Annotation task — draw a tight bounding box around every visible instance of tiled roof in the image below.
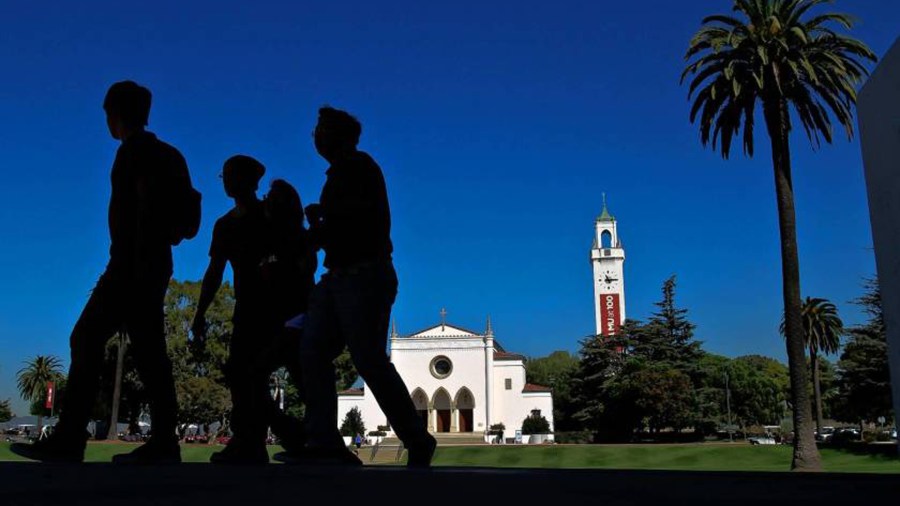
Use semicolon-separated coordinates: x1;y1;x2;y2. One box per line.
494;351;526;361
522;383;552;393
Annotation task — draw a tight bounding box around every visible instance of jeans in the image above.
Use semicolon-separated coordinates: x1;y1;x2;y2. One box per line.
57;264;176;442
228;321;305;447
300;261;428;448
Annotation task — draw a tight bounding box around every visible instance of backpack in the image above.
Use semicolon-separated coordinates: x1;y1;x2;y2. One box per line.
166;150;202;246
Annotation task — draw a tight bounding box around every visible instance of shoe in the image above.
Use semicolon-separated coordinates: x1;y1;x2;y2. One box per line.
10;433;85;463
406;434;437;469
112;438;181;465
273;446;363;466
210;440;269;465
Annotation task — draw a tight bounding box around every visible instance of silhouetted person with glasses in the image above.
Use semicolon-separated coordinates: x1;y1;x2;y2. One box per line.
12;81;189;464
192;159;310;464
286;107;436;467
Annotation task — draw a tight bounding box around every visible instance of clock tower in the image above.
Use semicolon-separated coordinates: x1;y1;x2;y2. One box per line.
590;195;626;336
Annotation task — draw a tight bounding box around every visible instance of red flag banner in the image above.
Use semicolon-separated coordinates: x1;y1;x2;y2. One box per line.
600;294;621;336
45;381;55;410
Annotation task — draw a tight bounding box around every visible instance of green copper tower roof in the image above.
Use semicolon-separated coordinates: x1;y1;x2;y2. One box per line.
597;193;615;222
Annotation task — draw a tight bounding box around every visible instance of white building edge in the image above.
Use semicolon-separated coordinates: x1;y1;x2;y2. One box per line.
337;317;554;441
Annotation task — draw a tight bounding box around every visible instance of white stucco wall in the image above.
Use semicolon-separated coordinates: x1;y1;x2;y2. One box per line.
337;393;386;436
337;324;554;440
391;337;490;432
859;37;900;445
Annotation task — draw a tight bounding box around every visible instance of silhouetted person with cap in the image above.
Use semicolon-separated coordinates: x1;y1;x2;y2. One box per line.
192;158;308;464
289;107;436;467
12;81;188;463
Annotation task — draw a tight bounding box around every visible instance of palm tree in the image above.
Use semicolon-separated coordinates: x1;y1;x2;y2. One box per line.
16;355;64;435
682;0;876;470
781;297;843;436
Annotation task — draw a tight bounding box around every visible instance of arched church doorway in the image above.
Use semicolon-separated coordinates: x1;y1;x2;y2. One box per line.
455;388;475;433
433;388;452;433
411;388;429;428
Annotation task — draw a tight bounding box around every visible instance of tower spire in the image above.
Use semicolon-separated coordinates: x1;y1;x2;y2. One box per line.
598;193;614;222
485;315;493;337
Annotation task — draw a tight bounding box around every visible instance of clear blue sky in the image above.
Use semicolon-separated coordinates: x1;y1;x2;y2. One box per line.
0;1;897;415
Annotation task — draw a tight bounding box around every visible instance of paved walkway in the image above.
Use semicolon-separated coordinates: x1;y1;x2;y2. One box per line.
2;462;895;505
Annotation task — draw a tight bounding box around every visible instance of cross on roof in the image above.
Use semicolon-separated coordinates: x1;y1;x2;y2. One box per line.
440;308;447;330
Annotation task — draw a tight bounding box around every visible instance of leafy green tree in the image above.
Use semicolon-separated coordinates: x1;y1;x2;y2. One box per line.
781;297;843;435
836;278;892;426
815;357;838;421
627;366;695;433
695;353;731;434
521;409;551;435
335;348;359;391
728;356;788;428
16;355;64;434
682;0;876;471
176;376;231;437
164;280;234;428
572;325;636;440
340;406;366;437
91;333;148;437
0;399;14;423
526;350;579;431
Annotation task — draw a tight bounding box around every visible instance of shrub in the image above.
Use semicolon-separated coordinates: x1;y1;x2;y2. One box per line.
339;407;366;437
521;410;551;435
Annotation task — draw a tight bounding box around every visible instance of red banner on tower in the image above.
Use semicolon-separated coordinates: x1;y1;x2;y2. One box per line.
600;294;621;336
45;381;55;409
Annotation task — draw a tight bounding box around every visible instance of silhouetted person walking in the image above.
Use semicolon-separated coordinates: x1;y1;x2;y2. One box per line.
12;81;197;463
192;159;309;464
293;107;436;468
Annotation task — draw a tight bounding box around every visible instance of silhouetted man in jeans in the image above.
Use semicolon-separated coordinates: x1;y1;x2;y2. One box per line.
192;157;307;464
12;81;184;463
293;107;436;467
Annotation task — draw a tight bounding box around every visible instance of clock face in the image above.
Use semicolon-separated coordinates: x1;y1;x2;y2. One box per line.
600;269;620;289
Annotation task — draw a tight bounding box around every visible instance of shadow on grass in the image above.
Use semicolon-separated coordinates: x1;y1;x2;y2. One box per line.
821;442;897;460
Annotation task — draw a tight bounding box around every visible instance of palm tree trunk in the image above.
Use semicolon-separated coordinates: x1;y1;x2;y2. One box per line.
765;98;822;471
811;349;824;436
109;332;127;441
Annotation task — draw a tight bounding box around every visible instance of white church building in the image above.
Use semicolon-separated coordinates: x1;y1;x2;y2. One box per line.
337;315;554;439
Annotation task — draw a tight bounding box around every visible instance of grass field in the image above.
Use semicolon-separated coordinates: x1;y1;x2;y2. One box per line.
2;441;898;473
433;444;900;473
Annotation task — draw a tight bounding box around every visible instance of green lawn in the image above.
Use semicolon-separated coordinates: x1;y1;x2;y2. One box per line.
432;444;900;473
0;441;286;463
2;441;898;473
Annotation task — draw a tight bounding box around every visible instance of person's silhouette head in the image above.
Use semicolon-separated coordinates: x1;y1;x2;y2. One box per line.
314;106;361;163
265;179;305;229
103;81;151;141
222;155;265;201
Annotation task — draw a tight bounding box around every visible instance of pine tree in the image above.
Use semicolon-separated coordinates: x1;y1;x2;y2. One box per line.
634;276;703;373
836;279;892;424
340;406;366;437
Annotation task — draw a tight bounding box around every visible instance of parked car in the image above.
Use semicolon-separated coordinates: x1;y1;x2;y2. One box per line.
815;426;836;442
748;435;777;445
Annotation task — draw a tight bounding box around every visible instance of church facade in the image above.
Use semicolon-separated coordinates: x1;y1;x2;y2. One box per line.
337;318;553;439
